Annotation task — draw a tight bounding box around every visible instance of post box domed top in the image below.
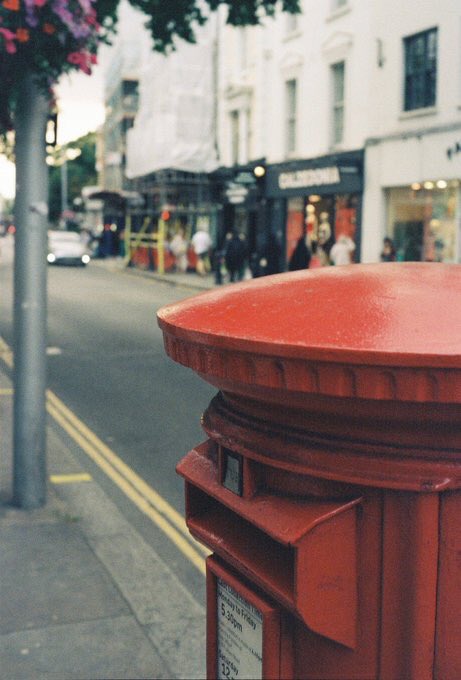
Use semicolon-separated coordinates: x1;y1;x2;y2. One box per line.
158;263;461;403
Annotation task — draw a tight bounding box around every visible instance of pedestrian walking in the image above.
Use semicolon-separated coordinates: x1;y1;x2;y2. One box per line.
288;226;311;271
212;243;225;285
330;234;356;265
169;227;188;272
224;232;247;282
380;237;396;262
191;226;212;275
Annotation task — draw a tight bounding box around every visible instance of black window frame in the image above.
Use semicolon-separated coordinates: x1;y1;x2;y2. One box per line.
285;78;298;155
331;60;345;145
403;27;437;111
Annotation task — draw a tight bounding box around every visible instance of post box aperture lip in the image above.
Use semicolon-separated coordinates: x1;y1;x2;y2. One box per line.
158;263;461;370
162;264;461;490
158;264;461;407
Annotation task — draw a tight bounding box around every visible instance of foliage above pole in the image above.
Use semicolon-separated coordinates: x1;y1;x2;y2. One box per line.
0;0;300;133
0;0;116;133
130;0;301;52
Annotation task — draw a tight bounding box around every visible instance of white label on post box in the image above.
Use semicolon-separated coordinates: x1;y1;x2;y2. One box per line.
217;578;263;680
222;450;243;496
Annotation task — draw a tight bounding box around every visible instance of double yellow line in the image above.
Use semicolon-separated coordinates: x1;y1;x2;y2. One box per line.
0;336;208;575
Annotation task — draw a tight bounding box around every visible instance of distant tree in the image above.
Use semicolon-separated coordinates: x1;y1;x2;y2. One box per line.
48;132;97;224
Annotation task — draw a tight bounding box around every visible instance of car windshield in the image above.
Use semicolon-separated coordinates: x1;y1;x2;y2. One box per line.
49;231;81;242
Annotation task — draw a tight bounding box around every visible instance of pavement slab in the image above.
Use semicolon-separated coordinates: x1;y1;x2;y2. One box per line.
0;616;171;680
0;361;206;679
0;522;130;636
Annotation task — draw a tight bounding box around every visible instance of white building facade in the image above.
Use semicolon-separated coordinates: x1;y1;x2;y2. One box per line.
216;0;461;267
361;0;461;263
123;15;220;247
125;20;219;178
101;1;147;192
215;0;373;269
117;1;460;268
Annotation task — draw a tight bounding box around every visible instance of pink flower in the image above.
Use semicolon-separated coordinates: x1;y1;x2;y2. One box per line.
0;27;17;53
67;50;92;74
67;51;82;64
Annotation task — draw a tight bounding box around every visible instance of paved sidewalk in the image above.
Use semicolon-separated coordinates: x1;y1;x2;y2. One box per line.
0;365;206;679
92;257;217;292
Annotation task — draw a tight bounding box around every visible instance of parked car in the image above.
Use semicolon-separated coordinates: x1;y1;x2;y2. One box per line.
47;230;90;266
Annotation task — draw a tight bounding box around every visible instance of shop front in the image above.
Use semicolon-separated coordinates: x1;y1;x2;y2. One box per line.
265;150;364;271
210;162;266;272
130;168;217;271
362;124;461;264
386;181;459;262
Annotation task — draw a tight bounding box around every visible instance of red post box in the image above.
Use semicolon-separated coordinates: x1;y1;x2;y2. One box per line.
157;263;461;680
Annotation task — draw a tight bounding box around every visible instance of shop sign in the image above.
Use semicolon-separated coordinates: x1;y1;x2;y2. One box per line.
234;171;256;186
226;182;249;204
278;166;340;190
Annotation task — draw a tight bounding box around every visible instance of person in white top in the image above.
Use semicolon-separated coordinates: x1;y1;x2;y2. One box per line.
169;227;188;272
329;234;356;266
191;228;212;275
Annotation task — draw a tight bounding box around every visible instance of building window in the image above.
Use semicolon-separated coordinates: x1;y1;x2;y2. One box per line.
246;108;252;161
386;182;458;263
331;61;345;145
285;79;297;155
230;111;239;165
403;28;437;111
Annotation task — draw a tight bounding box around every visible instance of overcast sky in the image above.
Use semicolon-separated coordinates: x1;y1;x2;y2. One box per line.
55;67;106;145
0;50;111;202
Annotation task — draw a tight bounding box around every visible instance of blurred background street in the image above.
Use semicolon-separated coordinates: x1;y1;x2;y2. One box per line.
0;243;214;603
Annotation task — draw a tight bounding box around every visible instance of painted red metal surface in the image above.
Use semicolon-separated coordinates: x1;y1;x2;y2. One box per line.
158;263;461;371
158;263;461;679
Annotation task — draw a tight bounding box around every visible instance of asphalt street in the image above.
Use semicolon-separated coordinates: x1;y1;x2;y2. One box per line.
0;243;216;602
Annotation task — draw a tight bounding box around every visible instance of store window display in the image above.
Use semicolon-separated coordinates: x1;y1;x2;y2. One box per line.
286;197;306;265
386;182;459;263
285;193;358;268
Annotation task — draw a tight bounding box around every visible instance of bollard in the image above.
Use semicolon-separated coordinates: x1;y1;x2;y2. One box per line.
158;263;461;680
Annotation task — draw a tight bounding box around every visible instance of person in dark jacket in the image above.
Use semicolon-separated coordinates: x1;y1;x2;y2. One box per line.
224;232;247;282
288;226;311;271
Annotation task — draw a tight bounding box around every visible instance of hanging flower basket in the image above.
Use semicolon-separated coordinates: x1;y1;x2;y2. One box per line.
0;0;105;132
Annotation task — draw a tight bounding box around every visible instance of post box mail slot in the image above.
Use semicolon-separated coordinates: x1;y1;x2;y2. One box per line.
177;440;361;649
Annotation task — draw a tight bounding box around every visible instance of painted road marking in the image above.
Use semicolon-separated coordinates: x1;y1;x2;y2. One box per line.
46;396;207;574
50;473;93;484
0;388;14;396
46;346;62;356
0;335;209;575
